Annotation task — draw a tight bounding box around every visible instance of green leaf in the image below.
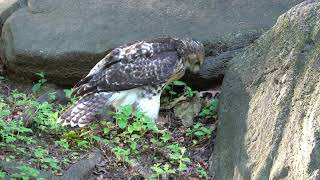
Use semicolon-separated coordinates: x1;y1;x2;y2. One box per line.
32;83;41;94
0;110;10;117
103;128;110;135
169;153;179;160
131;134;141;139
173;80;187;86
130;141;137;150
16;100;26;106
127;125;134;133
63;89;72;98
0;102;8;108
194;131;205;137
181;157;191;163
178;163;187;171
35;72;45;79
48;92;56;100
118;118;128;129
77;141;89;148
0;170;6;179
160;131;171;143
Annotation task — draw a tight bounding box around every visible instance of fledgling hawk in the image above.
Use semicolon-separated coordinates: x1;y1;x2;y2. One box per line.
58;37;205;127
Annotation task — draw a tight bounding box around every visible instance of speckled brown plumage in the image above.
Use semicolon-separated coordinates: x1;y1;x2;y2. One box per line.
58;37;204;127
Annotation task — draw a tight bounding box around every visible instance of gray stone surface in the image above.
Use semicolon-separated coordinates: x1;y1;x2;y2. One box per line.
0;0;26;74
0;0;303;85
174;93;201;127
58;149;103;180
211;1;320;179
0;149;102;179
0;0;26;33
0;160;53;179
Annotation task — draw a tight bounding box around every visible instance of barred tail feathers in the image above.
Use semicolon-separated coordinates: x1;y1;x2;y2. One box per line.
58;92;113;127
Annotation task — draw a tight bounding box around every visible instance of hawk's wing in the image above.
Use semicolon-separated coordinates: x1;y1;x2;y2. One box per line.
72;40;182;96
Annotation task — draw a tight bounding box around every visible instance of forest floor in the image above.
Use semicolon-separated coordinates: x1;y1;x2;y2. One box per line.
0;75;219;180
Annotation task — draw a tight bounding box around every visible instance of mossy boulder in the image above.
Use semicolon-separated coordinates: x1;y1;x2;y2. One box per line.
211;1;320;179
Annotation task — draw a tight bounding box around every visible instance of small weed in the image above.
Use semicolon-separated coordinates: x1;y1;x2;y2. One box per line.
166;144;191;172
0;170;6;179
162;80;196;102
199;99;218;118
151;163;175;179
55;138;70;152
186;123;212;141
196;164;208;178
33;147;61;173
32;72;47;94
11;165;42;180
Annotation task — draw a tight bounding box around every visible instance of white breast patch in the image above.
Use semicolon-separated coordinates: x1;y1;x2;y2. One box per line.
107;87;161;121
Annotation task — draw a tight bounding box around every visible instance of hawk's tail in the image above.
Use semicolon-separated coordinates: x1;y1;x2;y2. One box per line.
58;92;113;127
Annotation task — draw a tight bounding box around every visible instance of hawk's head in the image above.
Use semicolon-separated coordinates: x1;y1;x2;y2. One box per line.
176;39;205;74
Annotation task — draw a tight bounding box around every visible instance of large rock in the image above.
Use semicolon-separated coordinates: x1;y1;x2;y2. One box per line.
0;0;303;86
212;1;320;179
0;0;26;33
0;0;26;73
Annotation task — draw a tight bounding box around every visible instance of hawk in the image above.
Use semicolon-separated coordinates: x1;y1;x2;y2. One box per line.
58;37;205;127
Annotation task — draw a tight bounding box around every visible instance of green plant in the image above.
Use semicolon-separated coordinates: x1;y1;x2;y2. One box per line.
186;123;212;140
0;88;68;177
196;164;208;178
64;88;78;103
166;144;191;172
160;131;171;143
33;147;61;173
151;130;171;146
41;158;60;173
55;138;70;152
11;165;41;180
163;80;196;102
0;118;35;150
111;105;158;134
112;146;131;163
0;170;6;179
151;163;175;179
199;99;218;118
32;72;47;94
34;147;47;160
113;105;132;129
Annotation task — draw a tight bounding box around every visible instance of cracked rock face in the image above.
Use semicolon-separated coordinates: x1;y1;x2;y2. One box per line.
211;1;320;179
